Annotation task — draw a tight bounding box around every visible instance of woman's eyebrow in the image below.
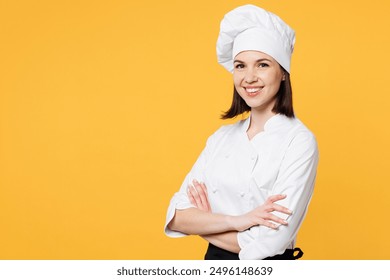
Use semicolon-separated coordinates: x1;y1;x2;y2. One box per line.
233;58;272;63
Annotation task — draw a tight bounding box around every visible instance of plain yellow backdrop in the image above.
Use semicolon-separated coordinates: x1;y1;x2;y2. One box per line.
1;0;389;259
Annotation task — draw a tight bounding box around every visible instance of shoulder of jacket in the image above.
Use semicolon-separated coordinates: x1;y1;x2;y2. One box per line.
289;118;315;135
207;120;243;143
285;118;317;148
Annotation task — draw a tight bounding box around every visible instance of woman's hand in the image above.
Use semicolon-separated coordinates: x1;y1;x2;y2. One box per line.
187;179;211;213
230;194;292;232
187;181;291;232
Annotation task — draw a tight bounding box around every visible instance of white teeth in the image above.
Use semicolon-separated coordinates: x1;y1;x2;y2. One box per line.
246;88;261;93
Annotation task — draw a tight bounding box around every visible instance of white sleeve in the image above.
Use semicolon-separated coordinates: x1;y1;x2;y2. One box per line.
237;131;319;259
164;133;216;238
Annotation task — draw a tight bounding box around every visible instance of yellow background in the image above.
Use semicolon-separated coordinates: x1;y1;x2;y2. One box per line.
1;0;389;259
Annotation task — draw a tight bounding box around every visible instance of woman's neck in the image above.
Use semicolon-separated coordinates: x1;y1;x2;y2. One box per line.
246;109;276;140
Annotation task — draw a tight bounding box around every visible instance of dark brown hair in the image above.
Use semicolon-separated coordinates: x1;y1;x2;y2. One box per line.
221;72;295;119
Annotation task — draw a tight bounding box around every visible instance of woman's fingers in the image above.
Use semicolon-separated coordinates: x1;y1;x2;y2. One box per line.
262;220;279;229
234;194;292;231
187;185;200;208
272;204;292;215
187;187;197;207
263;213;289;225
187;181;204;209
199;182;208;197
187;180;211;212
265;194;292;215
267;194;287;203
196;180;211;212
194;180;209;211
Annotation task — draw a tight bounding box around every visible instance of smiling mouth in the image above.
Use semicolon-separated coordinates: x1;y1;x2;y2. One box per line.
245;87;263;96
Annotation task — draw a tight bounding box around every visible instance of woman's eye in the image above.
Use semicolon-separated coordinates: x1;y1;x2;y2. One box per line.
234;64;245;69
258;63;269;68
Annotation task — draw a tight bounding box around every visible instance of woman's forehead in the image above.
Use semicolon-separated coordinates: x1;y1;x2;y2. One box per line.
234;50;277;62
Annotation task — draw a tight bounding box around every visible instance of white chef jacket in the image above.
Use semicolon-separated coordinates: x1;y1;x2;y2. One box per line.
164;114;319;260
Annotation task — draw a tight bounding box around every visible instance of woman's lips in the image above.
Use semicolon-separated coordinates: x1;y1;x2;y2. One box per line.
245;87;263;96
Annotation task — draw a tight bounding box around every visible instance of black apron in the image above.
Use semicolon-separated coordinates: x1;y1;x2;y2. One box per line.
204;243;304;260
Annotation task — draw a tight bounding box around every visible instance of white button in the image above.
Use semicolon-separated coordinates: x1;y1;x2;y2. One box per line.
240;192;245;197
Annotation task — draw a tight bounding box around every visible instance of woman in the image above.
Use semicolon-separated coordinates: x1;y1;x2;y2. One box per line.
164;4;318;260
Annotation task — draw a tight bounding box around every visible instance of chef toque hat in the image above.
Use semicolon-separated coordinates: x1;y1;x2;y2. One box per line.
216;4;295;73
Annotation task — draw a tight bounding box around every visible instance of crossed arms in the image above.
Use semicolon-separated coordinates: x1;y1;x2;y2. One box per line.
168;180;291;253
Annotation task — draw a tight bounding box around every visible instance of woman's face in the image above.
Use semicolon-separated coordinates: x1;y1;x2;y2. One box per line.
233;50;284;113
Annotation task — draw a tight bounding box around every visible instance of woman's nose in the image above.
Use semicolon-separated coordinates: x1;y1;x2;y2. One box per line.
244;68;258;83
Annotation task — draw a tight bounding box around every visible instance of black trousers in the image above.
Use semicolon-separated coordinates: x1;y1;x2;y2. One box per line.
204;243;303;260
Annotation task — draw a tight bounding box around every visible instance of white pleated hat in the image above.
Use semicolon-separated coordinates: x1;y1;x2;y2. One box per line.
216;4;295;73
